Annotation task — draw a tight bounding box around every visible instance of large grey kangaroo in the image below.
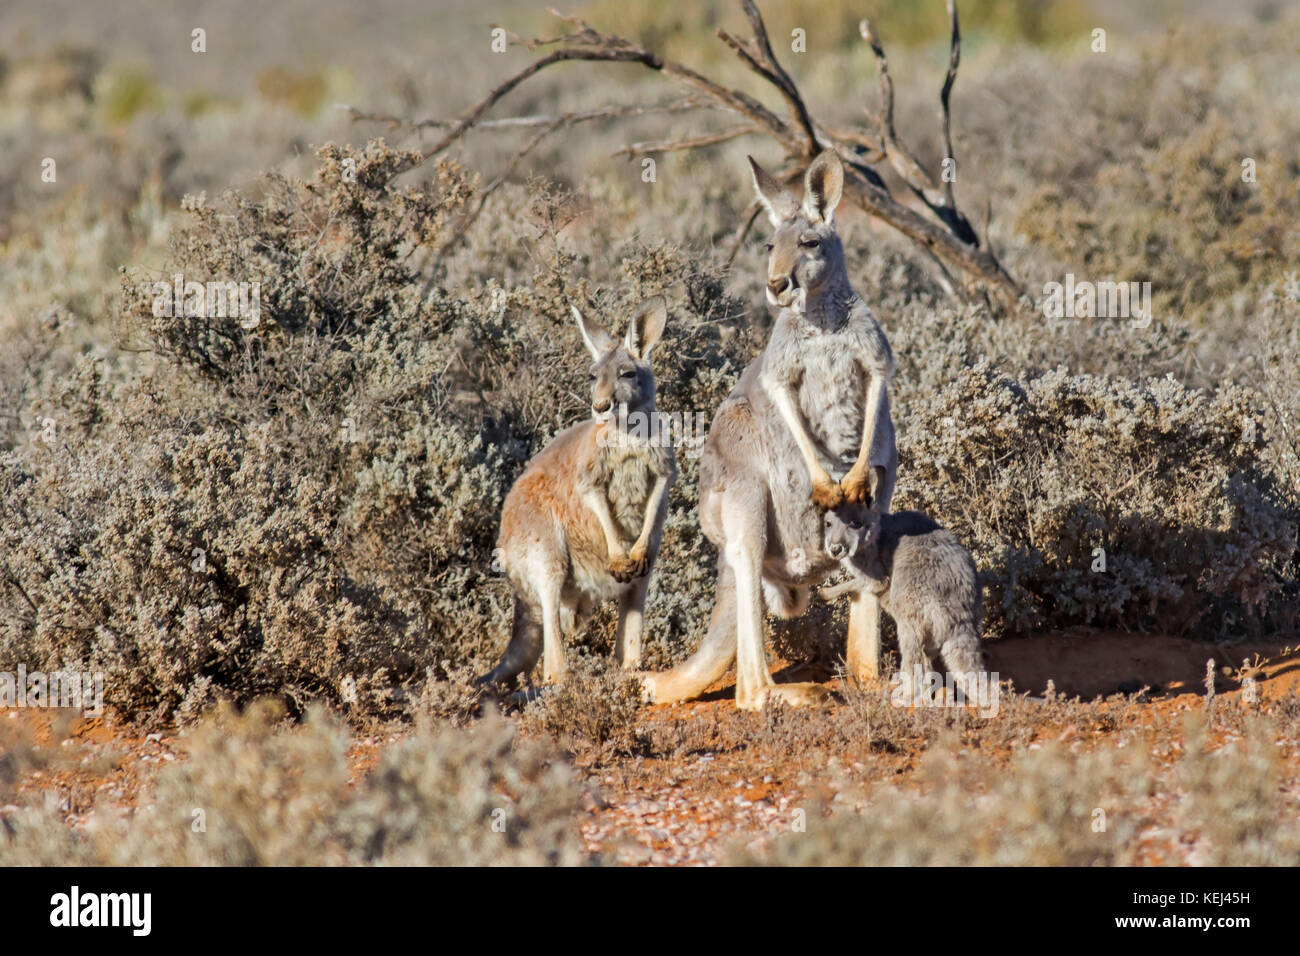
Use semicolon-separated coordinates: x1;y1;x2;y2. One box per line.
642;150;898;710
478;297;676;689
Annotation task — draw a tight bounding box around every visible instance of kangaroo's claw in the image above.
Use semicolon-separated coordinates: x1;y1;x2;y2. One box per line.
841;467;873;505
812;476;844;510
610;550;649;582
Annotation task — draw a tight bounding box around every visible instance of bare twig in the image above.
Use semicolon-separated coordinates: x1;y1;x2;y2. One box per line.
341;99;706;133
726;201;763;266
859;16;977;246
718;0;820;156
613;124;763;159
437;116;573;259
940;0;961;211
419;26;798;161
388;1;1023;313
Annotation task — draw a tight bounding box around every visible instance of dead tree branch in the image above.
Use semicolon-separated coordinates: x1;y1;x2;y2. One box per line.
940;0;962;212
612;124;764;160
860;10;977;246
377;1;1023;313
340;99;707;133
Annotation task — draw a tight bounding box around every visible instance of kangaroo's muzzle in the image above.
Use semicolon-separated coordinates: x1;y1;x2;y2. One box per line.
767;274;798;307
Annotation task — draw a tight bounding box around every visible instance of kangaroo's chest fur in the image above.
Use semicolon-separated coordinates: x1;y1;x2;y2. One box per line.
760;297;893;475
594;435;675;542
700;297;892;584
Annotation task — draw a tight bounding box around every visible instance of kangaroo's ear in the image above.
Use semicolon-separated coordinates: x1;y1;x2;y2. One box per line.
802;150;844;224
748;155;798;227
572;305;614;359
626;296;668;360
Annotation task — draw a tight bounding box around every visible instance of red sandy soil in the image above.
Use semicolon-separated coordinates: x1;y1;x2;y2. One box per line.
6;631;1299;866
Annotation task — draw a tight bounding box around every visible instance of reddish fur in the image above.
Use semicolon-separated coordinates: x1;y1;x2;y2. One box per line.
498;421;612;567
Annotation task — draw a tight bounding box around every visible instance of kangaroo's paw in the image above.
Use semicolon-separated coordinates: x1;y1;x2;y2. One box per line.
609;552;647;582
840;467;873;505
738;681;832;711
626;546;649;578
811;476;845;511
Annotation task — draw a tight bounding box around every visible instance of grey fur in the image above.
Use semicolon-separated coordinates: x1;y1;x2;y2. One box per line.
642;151;898;709
821;506;985;702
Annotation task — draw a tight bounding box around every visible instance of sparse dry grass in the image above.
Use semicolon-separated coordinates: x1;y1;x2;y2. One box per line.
0;701;590;866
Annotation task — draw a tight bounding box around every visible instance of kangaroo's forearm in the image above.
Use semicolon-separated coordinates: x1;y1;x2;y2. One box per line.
581;488;626;558
852;375;888;471
767;381;831;484
632;475;670;552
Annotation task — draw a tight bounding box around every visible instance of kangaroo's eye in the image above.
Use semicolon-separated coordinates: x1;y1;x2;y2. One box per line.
620;369;637;379
799;236;820;248
762;241;774;252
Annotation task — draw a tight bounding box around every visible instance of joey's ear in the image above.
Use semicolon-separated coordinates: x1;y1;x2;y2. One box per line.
802;150;844;224
626;296;668;360
572;305;614;359
748;155;798;227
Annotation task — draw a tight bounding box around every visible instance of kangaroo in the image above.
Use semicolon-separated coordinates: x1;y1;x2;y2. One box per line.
820;504;985;703
642;151;898;710
477;297;676;689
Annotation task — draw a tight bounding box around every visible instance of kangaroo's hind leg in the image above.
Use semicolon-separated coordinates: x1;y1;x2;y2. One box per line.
615;572;652;669
726;490;774;710
726;487;827;711
939;622;985;704
477;597;543;688
846;589;882;684
641;554;738;703
894;618;930;705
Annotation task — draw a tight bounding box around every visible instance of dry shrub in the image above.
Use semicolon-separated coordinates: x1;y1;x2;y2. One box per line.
735;731;1151;866
0;700;589;866
1008;58;1299;331
894;360;1296;637
1250;276;1300;508
408;661;486;728
4;7;1299;727
518;655;646;762
0;139;757;723
1175;714;1300;866
0;142;509;721
736;690;1300;866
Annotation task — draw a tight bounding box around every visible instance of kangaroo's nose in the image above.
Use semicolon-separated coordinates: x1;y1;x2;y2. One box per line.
828;543;845;558
768;276;792;297
593;398;611;413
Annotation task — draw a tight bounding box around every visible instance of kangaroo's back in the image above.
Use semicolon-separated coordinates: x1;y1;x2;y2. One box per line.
866;510;985;699
880;511;982;650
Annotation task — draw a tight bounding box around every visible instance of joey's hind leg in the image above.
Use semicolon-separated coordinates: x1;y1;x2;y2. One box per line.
893;620;929;705
615;573;652;669
940;624;986;704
